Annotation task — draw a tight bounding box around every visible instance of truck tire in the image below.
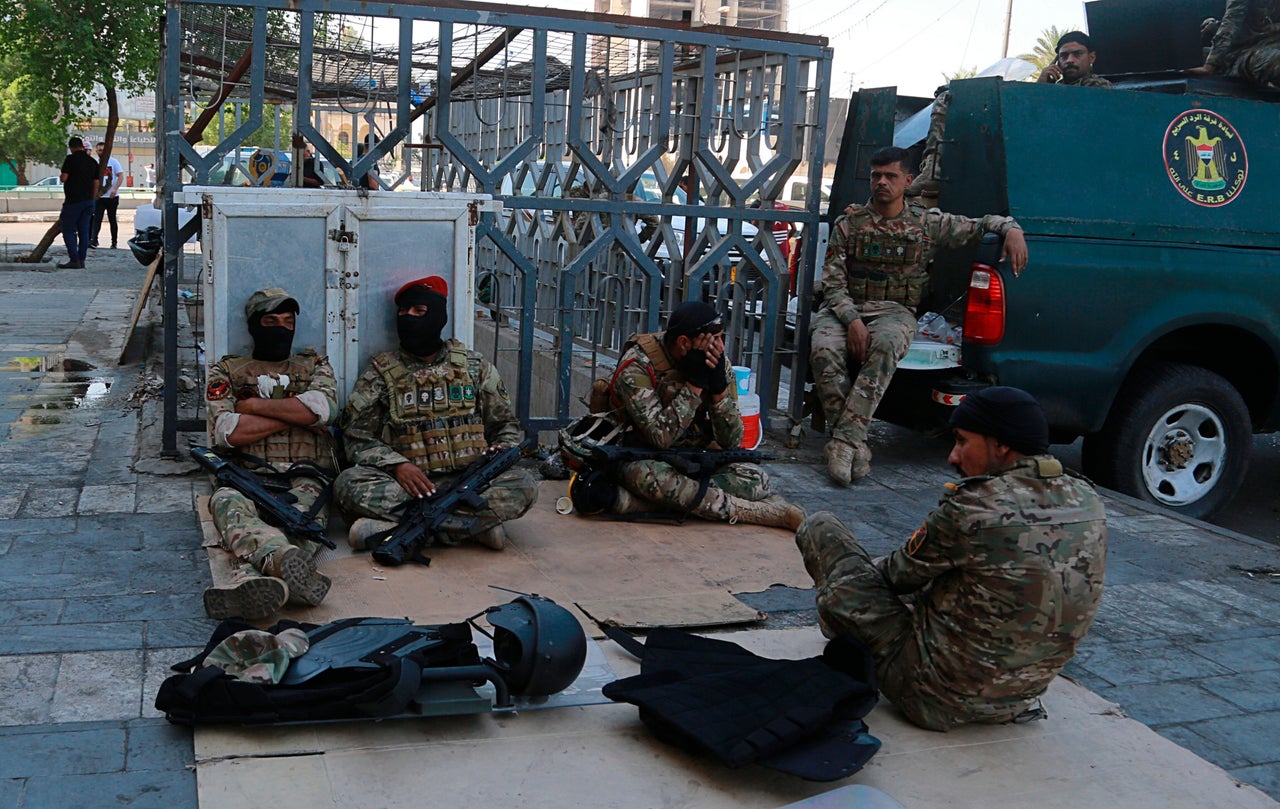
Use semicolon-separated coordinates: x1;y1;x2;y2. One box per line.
1082;362;1251;520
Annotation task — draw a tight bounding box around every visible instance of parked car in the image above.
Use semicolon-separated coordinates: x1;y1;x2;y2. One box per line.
10;176;61;191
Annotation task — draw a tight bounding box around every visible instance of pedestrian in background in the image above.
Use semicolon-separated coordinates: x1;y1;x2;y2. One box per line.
58;136;98;269
90;142;124;250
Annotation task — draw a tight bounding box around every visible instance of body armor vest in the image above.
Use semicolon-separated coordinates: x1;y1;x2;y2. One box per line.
373;341;488;474
619;332;715;448
220;352;335;470
843;204;930;309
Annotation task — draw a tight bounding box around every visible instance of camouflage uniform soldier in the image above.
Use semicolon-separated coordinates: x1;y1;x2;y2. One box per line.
811;145;1027;485
796;387;1107;731
334;276;537;551
204;288;338;620
1190;0;1280;87
909;32;1110;201
607;301;805;529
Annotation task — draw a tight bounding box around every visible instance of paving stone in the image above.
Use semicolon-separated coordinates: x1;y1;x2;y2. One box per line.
77;484;137;515
0;622;144;655
0;549;67;576
134;479;195;514
0;654;57;725
0;777;23;807
0;724;125;778
21;769;195;809
1157;724;1255;770
141;647;203;720
125;718;195;772
0;517;75;538
736;584;816;613
0;487;25;519
1094;680;1244;726
1200;668;1280;713
50;650;146;723
17;486;79;518
1187;710;1280;766
0;598;64;625
1231;763;1280;798
60;592;201;624
1190;635;1280;674
1070;640;1235;686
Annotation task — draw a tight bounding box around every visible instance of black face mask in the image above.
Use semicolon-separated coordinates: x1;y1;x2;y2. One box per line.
398;308;448;358
248;321;295;362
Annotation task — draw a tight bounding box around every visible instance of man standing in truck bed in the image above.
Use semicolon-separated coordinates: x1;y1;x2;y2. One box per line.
811;146;1028;485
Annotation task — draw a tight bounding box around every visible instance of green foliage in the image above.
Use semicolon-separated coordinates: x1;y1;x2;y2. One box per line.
0;0;161;120
196;106;296;149
0;54;67;181
1018;25;1069;73
944;66;979;82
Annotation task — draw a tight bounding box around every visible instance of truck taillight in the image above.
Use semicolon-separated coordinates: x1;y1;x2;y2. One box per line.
964;265;1005;345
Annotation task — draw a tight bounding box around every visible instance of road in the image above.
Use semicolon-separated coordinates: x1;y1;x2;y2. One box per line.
2;212;1275;546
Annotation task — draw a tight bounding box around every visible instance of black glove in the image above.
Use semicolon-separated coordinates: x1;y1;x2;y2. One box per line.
704;353;729;396
680;348;713;390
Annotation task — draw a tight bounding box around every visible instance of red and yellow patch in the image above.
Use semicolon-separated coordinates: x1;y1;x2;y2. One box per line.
905;523;927;556
206;379;231;401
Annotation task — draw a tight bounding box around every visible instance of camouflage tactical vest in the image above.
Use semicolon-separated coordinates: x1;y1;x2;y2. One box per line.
220;351;336;470
372;341;488;474
843;201;931;309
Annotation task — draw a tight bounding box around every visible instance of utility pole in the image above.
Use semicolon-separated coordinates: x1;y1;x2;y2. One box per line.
1001;0;1013;58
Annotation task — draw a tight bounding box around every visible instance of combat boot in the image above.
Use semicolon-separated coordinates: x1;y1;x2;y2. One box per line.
824;439;872;486
728;495;807;531
470;523;507;550
263;546;331;607
203;568;288;620
348;517;397;551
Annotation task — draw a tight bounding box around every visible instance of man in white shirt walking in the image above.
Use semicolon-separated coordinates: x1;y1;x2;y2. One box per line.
90;142;125;249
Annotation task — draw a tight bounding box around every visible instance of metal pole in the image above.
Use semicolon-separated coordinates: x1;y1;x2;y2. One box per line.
1001;0;1013;58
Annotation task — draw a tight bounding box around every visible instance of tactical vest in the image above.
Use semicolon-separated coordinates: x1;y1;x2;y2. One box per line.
219;351;335;470
372;341;488;474
842;202;930;309
609;332;716;447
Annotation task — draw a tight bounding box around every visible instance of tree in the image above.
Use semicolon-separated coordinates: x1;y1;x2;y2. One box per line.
1018;26;1069;75
0;0;161;260
943;66;979;83
0;55;66;185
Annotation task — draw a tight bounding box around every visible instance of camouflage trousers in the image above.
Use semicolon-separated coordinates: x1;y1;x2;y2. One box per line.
333;465;538;545
809;302;916;446
209;477;327;571
1225;39;1280;85
617;460;771;521
795;512;1029;732
913;87;950;191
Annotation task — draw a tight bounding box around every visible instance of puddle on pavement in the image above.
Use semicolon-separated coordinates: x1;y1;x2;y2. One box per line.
24;374;114;410
1;356;114;427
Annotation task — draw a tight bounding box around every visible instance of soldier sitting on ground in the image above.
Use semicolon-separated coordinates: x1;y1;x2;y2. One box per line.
597;300;805;529
335;276;537;551
810;146;1027;486
795;387;1108;731
203;288;338;620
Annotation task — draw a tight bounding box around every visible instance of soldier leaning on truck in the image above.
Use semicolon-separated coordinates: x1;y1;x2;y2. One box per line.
203;288;339;620
909;31;1111;200
1189;0;1280;87
810;146;1028;486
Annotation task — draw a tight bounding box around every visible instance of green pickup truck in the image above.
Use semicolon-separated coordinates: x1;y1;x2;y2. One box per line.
832;74;1280;520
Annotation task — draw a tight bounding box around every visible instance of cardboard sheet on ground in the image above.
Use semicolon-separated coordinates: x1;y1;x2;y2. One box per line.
199;480;810;634
194;626;1277;809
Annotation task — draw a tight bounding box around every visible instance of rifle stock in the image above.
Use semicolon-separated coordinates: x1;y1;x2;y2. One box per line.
587;444;772;477
370;438;535;567
190;446;336;550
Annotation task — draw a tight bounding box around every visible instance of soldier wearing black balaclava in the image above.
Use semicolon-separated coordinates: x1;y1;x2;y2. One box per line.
203;288;339;621
334;276;537;551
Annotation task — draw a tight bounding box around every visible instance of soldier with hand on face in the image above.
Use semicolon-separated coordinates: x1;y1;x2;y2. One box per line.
795;387;1107;731
600;300;805;529
334;276;537;552
203;288;339;620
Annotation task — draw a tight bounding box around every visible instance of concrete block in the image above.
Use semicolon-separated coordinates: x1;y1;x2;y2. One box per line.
50;650;146;723
77;484;137;515
0;653;57;725
0;724;125;778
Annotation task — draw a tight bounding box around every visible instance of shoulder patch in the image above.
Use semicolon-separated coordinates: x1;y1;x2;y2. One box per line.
206;379;231;401
905;522;927;556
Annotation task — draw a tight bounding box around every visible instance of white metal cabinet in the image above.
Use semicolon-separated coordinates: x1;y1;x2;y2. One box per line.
179;187;499;405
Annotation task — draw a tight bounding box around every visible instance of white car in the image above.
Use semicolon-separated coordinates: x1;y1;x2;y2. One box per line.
10;176;61;191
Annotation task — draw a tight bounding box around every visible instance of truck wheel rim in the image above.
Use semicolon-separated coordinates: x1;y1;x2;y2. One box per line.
1140;403;1226;508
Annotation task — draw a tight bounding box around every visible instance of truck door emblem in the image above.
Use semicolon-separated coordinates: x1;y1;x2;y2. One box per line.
1163;109;1247;207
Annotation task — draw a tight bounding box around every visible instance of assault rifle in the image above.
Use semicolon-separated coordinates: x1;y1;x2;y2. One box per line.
189;446;337;550
582;444;772;477
369;438;535;567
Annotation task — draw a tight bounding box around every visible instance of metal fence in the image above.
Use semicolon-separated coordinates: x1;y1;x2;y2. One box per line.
160;0;831;449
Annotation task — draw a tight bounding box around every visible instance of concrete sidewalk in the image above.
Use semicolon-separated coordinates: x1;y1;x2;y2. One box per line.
0;242;1277;806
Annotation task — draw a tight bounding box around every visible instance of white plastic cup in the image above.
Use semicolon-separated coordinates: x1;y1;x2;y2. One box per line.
732;365;752;396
